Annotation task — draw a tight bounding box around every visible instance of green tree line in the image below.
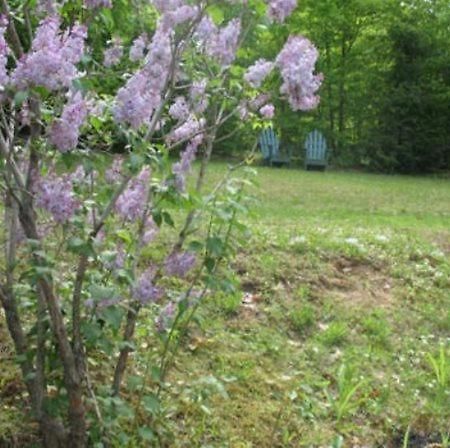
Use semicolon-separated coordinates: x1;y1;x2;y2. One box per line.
219;0;450;174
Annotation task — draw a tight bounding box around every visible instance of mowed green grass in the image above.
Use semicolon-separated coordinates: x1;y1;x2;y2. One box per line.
206;163;450;231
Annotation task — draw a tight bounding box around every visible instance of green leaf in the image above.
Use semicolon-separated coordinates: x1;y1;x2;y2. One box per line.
67;237;94;257
116;229;132;244
142;394;160;416
14;91;29;106
162;212;174;227
207;5;225;24
205;257;216;273
89;284;117;301
99;307;124;332
34;266;54;277
188;241;204;252
138;427;156;442
206;237;225;257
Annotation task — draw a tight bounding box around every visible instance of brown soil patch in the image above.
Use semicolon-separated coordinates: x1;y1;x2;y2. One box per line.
316;257;395;310
430;230;450;255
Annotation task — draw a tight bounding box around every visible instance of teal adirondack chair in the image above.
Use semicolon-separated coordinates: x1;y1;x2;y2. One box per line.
305;130;328;171
259;128;290;167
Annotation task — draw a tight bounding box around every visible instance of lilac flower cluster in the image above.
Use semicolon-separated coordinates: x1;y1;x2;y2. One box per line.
151;0;184;13
259;103;275;119
129;34;148;62
195;16;241;67
207;19;241;67
37;0;57;14
190;79;209;114
164;251;196;278
195;16;216;41
133;269;163;304
167;116;205;145
0;16;9;89
113;27;172;128
275;36;323;111
238;103;249;121
105;157;124;183
49;91;88;152
155;301;176;333
172;134;203;191
104;37;123;67
169;96;190;122
35;172;80;224
12;16;87;91
244;59;274;88
162;5;199;31
249;93;271;111
115;167;151;221
142;216;159;245
104;244;126;271
266;0;297;23
85;0;112;8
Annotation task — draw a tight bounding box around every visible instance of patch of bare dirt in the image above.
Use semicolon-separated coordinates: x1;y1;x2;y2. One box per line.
316;257;395;310
430;231;450;256
239;291;265;319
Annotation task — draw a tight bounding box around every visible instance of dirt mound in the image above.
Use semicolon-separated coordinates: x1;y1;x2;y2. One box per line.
317;257;394;310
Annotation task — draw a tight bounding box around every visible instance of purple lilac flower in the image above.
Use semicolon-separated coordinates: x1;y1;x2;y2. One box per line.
195;15;217;41
70;165;87;183
37;0;57;14
12;16;87;91
266;0;297;23
167;116;205;145
249;93;271;111
49;91;88;152
238;103;249;121
105;157;124;183
133;269;163;304
19;102;30;127
162;5;199;31
110;244;126;270
275;35;323;111
142;216;159;245
206;19;241;67
155;301;176;333
85;0;112;8
104;37;123;67
190;79;209;114
151;0;184;13
169;96;190;122
113;27;172;128
172;135;203;192
244;59;274;88
0;16;9;93
260;103;275;119
164;251;196;278
129;34;147;62
35;172;79;224
115;167;151;221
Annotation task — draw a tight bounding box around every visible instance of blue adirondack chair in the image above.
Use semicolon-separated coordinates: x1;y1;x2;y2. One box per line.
304;130;328;171
259;128;290;167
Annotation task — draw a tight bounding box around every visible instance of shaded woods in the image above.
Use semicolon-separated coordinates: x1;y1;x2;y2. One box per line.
219;0;450;173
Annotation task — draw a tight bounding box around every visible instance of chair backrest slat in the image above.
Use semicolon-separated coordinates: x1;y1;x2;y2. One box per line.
259;128;280;160
305;130;327;164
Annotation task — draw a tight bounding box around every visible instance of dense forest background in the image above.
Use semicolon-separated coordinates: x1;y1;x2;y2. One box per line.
218;0;450;174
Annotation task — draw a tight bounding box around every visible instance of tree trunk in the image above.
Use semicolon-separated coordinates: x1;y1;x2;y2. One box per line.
17;203;87;447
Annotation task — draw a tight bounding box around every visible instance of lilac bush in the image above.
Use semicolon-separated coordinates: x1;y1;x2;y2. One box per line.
0;0;322;445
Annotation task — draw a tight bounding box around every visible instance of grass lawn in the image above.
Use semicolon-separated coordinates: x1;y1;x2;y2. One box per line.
162;163;450;447
1;163;449;447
